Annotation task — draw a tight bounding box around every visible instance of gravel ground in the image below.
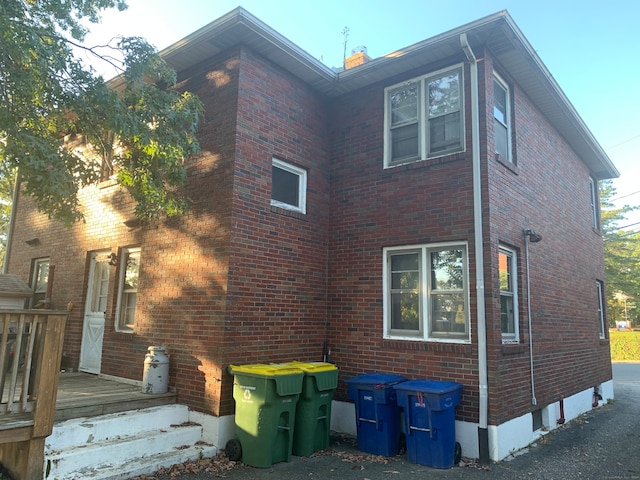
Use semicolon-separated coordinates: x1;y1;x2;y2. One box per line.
136;363;640;480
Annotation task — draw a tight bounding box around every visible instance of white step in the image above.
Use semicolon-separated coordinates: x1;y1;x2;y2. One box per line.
46;404;191;451
44;405;217;480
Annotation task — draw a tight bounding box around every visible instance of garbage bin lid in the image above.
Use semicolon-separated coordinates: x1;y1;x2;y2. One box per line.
282;361;337;373
228;363;304;377
345;373;407;387
393;379;462;395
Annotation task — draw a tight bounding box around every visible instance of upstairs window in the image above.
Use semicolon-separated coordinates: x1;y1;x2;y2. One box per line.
589;177;600;230
383;243;469;341
596;280;605;339
385;66;464;167
271;158;307;214
493;73;512;162
499;247;519;343
116;247;140;332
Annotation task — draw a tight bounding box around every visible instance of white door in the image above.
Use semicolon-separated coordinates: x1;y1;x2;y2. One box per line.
79;252;111;374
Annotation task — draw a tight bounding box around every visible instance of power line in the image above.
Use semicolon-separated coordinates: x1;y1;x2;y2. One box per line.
611;190;640;202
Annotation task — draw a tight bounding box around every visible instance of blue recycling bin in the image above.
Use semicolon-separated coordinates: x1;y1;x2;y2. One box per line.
394;379;463;468
346;373;408;456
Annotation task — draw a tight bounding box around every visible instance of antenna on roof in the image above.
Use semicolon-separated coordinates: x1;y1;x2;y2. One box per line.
342;26;350;64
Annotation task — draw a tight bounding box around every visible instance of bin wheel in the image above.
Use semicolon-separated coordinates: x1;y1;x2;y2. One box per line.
454;441;462;464
225;438;242;461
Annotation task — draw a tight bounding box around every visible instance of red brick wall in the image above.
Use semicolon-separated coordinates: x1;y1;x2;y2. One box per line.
481;53;611;424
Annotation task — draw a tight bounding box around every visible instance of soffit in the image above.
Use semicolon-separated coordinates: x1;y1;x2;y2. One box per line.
158;8;618;180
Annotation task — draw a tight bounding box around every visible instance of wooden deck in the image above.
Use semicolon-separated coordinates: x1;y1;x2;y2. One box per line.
54;372;177;422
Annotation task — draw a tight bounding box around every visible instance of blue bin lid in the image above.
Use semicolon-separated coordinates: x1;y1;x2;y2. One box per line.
345;373;408;387
394;379;462;394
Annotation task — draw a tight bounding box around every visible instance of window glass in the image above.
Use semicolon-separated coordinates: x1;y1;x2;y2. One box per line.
596;281;605;338
30;258;50;308
493;75;511;161
499;247;519;342
117;248;140;331
271;159;307;213
384;244;469;341
384;66;464;166
590;178;599;230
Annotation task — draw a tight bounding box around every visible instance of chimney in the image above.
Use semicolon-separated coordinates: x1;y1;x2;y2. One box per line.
344;46;371;70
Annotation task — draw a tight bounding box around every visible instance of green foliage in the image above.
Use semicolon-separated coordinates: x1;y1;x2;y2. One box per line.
609;331;640;361
0;0;203;225
600;180;640;326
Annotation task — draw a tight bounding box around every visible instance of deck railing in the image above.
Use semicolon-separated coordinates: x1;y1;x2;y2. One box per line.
0;310;67;480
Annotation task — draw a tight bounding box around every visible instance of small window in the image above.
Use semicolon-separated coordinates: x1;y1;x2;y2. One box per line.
589;177;599;230
499;247;519;343
384;66;464;167
493;73;512;162
271;158;307;214
596;280;606;338
30;258;50;308
116;247;140;332
383;243;469;341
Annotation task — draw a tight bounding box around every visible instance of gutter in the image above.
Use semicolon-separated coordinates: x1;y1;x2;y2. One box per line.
460;33;490;464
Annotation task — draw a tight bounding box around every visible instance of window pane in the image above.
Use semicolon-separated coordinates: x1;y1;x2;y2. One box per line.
391;291;420;331
272;165;300;207
499;251;511;292
501;294;515;334
124;253;140;291
34;261;49;293
495;120;508;158
390;84;418;125
494;80;507;124
428;72;460;118
430;112;460;153
391;123;419;161
431;250;463;290
431;293;466;333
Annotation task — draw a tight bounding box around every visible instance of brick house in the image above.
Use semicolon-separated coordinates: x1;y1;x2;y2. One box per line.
5;8;617;461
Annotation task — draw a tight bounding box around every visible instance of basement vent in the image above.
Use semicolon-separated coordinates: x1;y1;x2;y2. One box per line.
532;408;543;431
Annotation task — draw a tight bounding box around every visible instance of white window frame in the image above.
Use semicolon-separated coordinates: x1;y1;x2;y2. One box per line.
115;247;141;333
493;72;512;163
271;158;307;214
30;258;50;308
383;242;470;342
596;280;605;339
383;65;465;168
589;177;599;230
499;246;519;343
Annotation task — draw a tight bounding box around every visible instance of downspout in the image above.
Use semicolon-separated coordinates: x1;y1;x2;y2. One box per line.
460;33;490;464
2;171;20;274
524;233;537;406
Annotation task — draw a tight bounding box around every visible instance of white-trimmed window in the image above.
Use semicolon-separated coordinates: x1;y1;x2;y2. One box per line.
271;158;307;214
589;177;599;230
116;247;140;332
384;66;464;167
30;258;50;308
596;280;606;338
493;73;512;162
383;243;469;341
499;246;519;343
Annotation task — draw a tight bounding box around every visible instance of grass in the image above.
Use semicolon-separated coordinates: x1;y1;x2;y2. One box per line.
609;330;640;361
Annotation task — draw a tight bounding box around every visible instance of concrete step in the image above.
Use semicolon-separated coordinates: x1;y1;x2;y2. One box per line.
44;405;217;480
47;404;191;451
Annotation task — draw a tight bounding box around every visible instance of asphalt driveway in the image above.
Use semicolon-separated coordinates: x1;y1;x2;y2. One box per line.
148;362;640;480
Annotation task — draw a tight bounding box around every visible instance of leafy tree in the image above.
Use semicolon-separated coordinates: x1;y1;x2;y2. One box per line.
0;0;203;225
600;180;640;326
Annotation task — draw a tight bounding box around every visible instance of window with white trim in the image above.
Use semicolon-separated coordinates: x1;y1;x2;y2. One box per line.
499;246;519;343
493;73;512;162
383;243;469;341
384;66;464;167
271;158;307;214
116;247;140;332
589;177;599;230
596;280;606;338
30;258;50;308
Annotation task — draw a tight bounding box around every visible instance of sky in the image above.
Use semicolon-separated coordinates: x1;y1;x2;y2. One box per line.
82;0;639;228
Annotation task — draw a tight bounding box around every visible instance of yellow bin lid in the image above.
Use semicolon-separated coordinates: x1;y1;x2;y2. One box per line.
280;361;337;373
228;363;304;376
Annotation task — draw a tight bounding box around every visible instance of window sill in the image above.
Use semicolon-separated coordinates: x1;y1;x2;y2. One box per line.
271;205;307;221
502;343;527;355
494;152;518;174
382;338;471;353
385;150;466;171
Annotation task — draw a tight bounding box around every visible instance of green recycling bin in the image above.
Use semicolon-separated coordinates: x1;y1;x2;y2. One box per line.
284;361;339;456
227;364;304;468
